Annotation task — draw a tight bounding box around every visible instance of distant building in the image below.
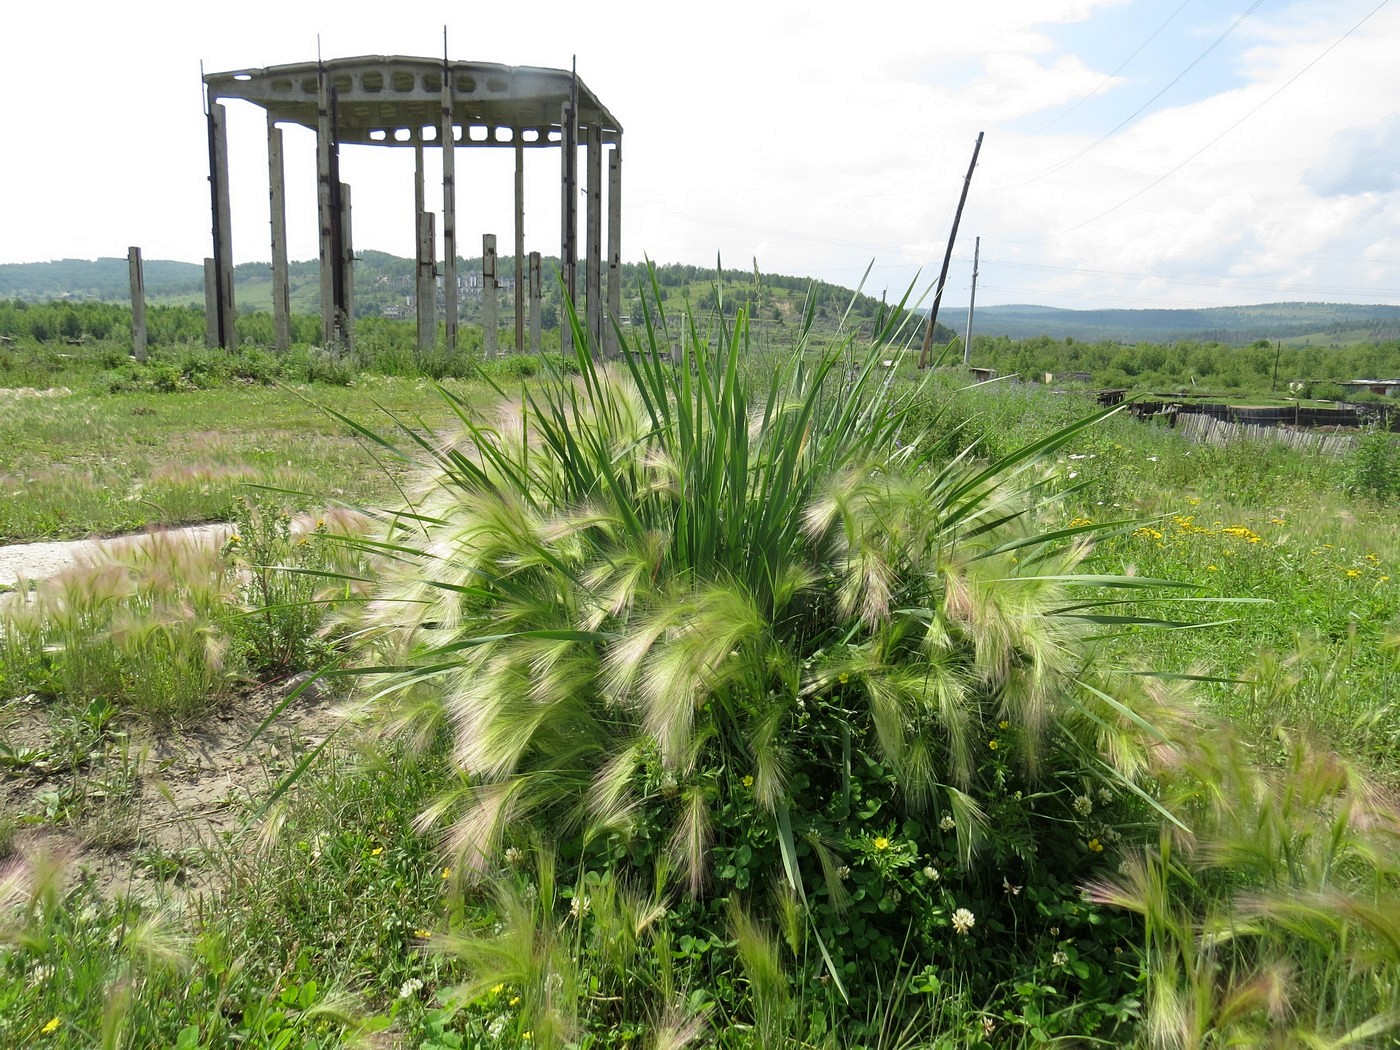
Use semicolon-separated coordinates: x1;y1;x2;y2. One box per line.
1342;379;1400;397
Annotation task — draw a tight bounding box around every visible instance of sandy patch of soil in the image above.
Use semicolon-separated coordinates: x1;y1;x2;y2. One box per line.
0;674;345;901
0;524;233;588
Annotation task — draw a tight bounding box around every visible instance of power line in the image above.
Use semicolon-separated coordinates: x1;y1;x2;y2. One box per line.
1022;0;1196;138
1007;0;1266;187
1045;0;1393;238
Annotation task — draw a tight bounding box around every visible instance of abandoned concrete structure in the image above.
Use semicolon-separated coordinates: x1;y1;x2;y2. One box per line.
201;56;623;356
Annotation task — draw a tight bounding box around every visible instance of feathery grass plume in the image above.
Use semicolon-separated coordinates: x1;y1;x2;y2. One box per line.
347;270;1188;1028
1086;709;1400;1048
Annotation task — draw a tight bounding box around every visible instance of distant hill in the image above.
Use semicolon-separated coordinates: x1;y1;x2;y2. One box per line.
0;254;948;340
970;302;1400;345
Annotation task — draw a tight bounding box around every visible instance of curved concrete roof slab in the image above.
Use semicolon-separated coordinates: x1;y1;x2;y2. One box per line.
204;56;620;147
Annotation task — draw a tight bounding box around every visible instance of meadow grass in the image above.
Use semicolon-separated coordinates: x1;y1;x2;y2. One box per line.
4;322;1400;1046
0;378;493;542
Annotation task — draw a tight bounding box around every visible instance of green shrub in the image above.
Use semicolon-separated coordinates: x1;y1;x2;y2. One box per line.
348;281;1169;1043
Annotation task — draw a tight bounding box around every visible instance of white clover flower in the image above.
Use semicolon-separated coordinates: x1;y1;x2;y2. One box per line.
29;964;53;987
569;895;590;919
504;846;524;866
939;815;956;832
488;1016;509;1039
1049;926;1060;936
835;865;851;880
923;865;940;882
1052;950;1068;967
1073;795;1094;817
1098;787;1113;804
399;977;424;999
1002;876;1022;896
951;907;976;935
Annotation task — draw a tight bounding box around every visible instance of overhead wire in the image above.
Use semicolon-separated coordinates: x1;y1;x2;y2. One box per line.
1043;0;1393;238
1006;0;1266;187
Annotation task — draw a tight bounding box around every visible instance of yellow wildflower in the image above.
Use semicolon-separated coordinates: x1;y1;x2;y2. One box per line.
42;1018;61;1035
1206;565;1218;571
1088;838;1104;853
1347;569;1362;579
988;739;999;750
370;846;383;857
998;720;1010;730
509;996;521;1007
741;775;754;788
873;837;890;851
414;929;432;939
441;867;452;880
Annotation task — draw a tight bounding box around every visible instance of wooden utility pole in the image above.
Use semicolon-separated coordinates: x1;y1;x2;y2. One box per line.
918;131;983;368
128;247;147;362
963;236;980;367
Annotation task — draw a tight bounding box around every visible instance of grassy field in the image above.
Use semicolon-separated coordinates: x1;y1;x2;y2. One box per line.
3;318;1400;1048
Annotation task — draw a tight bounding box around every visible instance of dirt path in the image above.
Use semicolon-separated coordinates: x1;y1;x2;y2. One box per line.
0;523;233;587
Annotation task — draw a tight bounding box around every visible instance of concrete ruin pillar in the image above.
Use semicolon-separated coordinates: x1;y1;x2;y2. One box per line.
483;234;498;359
267;115;291;352
514;139;525;354
441;87;458;354
586;122;602;352
128;247;147;362
529;251;542;354
560;100;577;353
417;212;437;352
203;259;218;348
606;140;622;358
339;182;354;345
207;101;236;350
316;75;337;346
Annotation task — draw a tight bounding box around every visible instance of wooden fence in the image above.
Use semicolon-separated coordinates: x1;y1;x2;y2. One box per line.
1175;412;1359;455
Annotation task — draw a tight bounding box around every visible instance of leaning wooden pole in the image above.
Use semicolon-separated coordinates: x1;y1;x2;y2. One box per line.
918;131;983;369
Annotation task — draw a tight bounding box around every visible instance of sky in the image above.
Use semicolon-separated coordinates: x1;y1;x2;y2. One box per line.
2;0;1397;311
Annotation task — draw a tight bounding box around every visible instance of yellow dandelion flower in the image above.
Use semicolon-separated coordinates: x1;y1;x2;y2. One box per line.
509;996;521;1007
370;846;383;857
491;983;505;995
1068;516;1093;528
873;836;890;851
42;1018;61;1035
1382;576;1391;583
1206;565;1218;571
1347;569;1362;579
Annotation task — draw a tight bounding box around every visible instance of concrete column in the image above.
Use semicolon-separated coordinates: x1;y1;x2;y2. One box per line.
529;251;542;354
414;141;425;222
514;139;525;354
267;116;291;352
586;122;602;351
483;233;498;359
128;247;146;362
339;182;354;346
417;212;436;352
316;75;336;346
441;87;458;354
203;258;218;348
559;100;576;353
606;140;622;359
208;101;236;349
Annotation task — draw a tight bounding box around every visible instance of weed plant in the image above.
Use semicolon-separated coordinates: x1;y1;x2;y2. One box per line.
337;280;1217;1045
